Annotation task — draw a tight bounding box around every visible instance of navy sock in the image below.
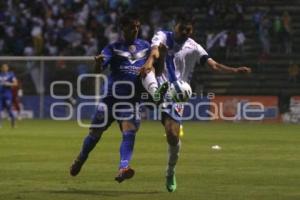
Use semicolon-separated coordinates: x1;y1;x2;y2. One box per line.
79;134;101;161
119;130;136;169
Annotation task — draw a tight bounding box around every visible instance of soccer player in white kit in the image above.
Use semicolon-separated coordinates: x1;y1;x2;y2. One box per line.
141;14;251;192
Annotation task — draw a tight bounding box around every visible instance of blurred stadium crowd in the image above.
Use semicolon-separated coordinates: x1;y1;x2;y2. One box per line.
0;0;293;58
0;0;299;122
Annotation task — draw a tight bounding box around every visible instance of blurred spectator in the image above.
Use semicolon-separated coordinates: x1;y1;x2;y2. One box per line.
272;15;282;53
205;1;216;29
226;30;237;60
259;15;271;55
104;24;119;44
234;2;245;29
252;8;263;32
218;30;228;59
31;24;44;55
140;23;151;41
84;33;98;56
0;0;135;56
282;11;292;55
206;30;227;59
0;0;291;60
224;28;246;60
288;63;299;83
150;6;162;32
237;30;246;58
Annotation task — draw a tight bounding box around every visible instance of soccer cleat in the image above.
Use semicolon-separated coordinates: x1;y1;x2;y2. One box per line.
70;156;86;176
153;82;169;104
114;167;135;183
166;174;177;192
179;124;184;137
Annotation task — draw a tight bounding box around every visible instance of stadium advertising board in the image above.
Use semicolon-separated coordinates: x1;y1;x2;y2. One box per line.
210;96;278;121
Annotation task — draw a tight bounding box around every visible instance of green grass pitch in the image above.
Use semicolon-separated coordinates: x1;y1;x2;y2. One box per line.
0;120;300;200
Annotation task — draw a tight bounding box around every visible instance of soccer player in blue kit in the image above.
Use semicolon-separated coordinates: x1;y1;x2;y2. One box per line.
0;64;17;128
70;12;167;183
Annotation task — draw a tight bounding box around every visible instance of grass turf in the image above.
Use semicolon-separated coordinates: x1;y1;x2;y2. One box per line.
0;120;300;200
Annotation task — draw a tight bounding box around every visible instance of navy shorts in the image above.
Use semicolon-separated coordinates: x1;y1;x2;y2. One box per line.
90;96;141;132
0;94;13;111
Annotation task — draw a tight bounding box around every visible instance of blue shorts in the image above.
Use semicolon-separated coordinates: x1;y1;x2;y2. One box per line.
90;96;141;132
0;95;13;111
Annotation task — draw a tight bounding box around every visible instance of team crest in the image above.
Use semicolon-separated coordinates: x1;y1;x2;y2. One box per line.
174;104;184;117
128;45;136;53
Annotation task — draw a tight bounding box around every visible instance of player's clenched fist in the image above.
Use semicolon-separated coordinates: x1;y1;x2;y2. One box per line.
94;54;105;73
235;66;252;74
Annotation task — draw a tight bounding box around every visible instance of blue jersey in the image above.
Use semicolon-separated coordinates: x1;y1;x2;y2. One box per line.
101;38;150;98
0;71;16;98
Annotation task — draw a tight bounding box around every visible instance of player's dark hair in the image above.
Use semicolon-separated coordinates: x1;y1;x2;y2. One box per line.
119;11;140;27
175;13;195;26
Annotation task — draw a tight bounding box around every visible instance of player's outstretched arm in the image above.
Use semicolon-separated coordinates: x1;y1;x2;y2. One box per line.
140;46;160;77
155;44;167;76
207;58;252;74
94;54;105;73
3;78;17;87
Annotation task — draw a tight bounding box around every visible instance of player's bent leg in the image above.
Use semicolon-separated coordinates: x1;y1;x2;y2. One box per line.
162;115;181;192
163;116;180;146
4;98;15;128
70;109;113;176
142;71;169;103
70;131;102;177
115;120;139;183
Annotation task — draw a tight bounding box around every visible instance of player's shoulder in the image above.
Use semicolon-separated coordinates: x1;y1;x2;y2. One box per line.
135;38;150;48
154;30;174;46
9;71;16;77
103;41;125;54
109;39;150;48
160;30;172;35
185;38;200;47
108;41;121;49
157;30;173;38
185;38;206;50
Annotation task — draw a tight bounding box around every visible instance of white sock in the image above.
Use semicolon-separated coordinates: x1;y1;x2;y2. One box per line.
142;71;158;99
166;140;181;177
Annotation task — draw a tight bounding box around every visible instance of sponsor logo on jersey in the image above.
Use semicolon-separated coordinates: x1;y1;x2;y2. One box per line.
113;48;148;64
128;45;136;53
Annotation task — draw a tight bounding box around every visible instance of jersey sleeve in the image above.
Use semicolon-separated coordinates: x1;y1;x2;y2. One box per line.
151;31;167;47
10;72;17;82
196;44;210;65
101;44;113;69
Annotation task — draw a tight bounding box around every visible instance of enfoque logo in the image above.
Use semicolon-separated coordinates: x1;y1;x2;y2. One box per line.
50;74;265;127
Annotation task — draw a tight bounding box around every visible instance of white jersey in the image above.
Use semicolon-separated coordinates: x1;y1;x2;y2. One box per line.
151;31;210;84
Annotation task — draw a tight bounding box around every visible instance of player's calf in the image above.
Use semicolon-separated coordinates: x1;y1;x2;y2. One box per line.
164;120;180;146
70;132;102;176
